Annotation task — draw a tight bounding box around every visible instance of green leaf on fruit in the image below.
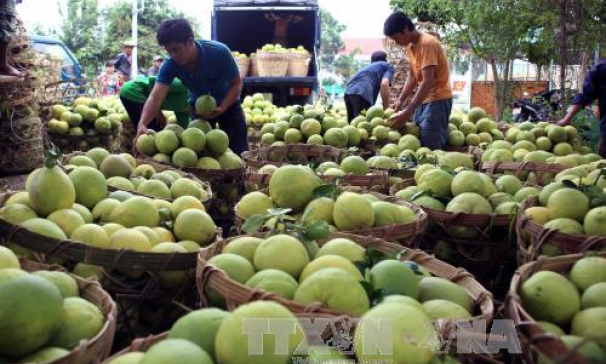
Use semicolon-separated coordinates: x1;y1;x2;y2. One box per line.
303;220;331;240
366;247;389;266
562;179;578;189
313;184;339;199
242;214;268;234
268;208;292;217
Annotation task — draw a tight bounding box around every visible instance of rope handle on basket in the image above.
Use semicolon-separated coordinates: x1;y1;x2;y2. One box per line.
303;302;328;313
578;235;606;252
196;263;225;307
532;228;559;261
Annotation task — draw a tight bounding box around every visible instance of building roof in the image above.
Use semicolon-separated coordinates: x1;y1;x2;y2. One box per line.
339;38;385;56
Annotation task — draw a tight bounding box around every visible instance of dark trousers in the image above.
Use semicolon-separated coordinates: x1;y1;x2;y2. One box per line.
120;95;163;131
191;103;249;156
344;94;371;122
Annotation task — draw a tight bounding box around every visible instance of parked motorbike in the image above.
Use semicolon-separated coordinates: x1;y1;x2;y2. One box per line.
512;89;564;123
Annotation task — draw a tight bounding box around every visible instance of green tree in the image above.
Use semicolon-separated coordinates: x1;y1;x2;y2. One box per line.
101;0;199;75
334;48;364;84
319;8;346;72
59;0;103;77
390;0;545;121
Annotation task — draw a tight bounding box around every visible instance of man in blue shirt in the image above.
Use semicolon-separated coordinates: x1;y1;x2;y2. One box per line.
557;59;606;157
344;51;394;122
134;18;248;155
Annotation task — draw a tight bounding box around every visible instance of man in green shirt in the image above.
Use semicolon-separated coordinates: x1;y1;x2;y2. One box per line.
119;76;190;130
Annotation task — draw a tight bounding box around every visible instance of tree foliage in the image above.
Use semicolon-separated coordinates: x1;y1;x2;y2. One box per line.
59;0;103;76
333;48;364;84
319;8;346;71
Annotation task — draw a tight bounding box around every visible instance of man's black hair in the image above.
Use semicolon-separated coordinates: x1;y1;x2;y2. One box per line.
105;60;115;67
157;19;195;46
371;51;387;63
383;11;415;37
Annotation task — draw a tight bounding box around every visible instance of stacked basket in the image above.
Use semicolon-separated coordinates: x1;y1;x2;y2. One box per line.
0;17;44;175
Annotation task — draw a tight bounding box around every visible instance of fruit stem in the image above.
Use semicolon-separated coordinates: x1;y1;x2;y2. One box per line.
44;146;61;168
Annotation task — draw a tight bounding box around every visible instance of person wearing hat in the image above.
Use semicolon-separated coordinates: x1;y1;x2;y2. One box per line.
120;75;190;133
344;50;395;122
114;40;135;81
133;18;248;155
147;55;163;76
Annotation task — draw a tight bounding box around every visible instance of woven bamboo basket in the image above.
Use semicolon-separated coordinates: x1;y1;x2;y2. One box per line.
141;156;246;188
516;197;606;264
244;166;389;194
506;253;606;364
233;189;428;243
235;57;251;78
256;52;290;77
102;333;167;363
19;259;117;364
63;152;214;209
481;162;565;186
0;191;221;271
389;178;518;297
286;53;311;77
242;144;350;169
196;232;493;343
250;54;259;77
46;126;122;154
0;114;44;175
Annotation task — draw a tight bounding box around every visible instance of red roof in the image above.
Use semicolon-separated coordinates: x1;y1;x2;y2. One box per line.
339;38;385;56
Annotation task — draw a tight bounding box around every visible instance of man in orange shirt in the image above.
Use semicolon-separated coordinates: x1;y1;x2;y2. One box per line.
384;11;453;150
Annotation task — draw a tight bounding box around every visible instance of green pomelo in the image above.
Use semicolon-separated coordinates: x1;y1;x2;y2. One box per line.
0;275;64;357
173;209;216;245
584;207;606;237
47;208;85;236
68;166;108;210
21;218;67;240
446;193;493;214
27;165;76;216
372;201;416;227
32;271;78;298
544;218;584;234
236;192;274;219
0;204;37;225
333;192;374;231
180;128;206;153
109;196;159;228
136;134;157;156
107;177;135;191
340;156;368;175
140;339;213;364
411;196;446;211
170;178;206;200
49;297;104;349
418;169;453;198
422;299;472;320
370;259;421;299
560;335;606;362
154;130;180;154
354;303;438;364
253;235;309;278
18;347;70;363
0;246;19;270
418;277;473;313
109;228;151;252
215;301;305;364
294;268;369;315
172;148;198;168
216;152;245;170
546;188;589;222
316;238;365;262
92;198;121;222
223;237;263;263
70;224;110;248
268;166;321;212
514;187;540;203
171;196;205;218
100;155;134;179
136;180;171;199
301;197;334;225
536;321;565;336
521;270;580;326
581;282;606;309
569;257;606;291
197;157;221;170
495;175;523;195
206;129;229;156
245;269;299;299
104;352;145;364
570;307;606;349
451;171;486;196
168;308;231;360
381;294;426;312
299;255;363;282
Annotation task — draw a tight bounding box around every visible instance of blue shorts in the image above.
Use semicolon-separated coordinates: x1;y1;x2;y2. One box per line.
413;98;453;150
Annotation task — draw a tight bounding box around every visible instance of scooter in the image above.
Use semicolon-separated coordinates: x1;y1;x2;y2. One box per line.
512;90;562;123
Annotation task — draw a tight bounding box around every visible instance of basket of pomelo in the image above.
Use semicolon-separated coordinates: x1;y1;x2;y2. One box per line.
233;166;428;243
516;179;606;264
507;253;606;364
0;256;117;364
242;144;348;169
389;167;534;296
0;150;221;272
195;231;493;348
480;160;566;187
62;150;213;209
243;158;389;194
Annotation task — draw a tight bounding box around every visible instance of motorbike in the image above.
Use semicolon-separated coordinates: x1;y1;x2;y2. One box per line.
512;89;564;123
